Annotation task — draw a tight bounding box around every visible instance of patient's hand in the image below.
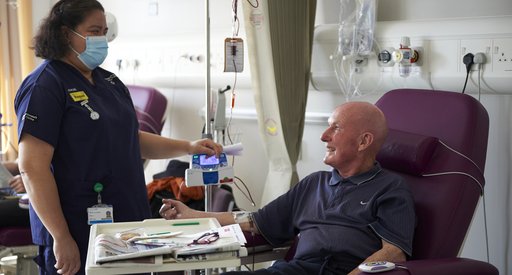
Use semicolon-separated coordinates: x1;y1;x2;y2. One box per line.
160;199;198;220
8;175;26;193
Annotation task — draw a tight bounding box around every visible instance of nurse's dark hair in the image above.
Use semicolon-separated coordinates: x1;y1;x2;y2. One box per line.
33;0;104;60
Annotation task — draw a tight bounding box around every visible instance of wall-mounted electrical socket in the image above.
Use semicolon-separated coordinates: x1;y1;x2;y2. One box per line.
493;38;512;73
460;39;491;72
181;54;205;63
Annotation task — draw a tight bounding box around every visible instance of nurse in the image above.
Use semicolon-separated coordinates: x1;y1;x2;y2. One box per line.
14;1;222;275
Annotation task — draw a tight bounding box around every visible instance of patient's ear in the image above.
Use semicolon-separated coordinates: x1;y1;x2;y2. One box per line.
358;132;374;152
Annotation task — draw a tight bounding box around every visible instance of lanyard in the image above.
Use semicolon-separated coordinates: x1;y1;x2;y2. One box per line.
94;182;103;204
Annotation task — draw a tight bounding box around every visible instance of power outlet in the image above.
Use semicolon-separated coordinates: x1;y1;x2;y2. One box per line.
493;38;512;72
460;39;491;72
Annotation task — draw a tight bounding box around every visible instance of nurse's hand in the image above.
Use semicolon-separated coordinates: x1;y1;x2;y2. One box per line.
160;199;198;220
188;139;223;157
53;234;80;275
8;175;26;193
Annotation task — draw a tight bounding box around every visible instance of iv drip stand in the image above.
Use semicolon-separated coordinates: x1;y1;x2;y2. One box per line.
203;2;213;274
203;0;214;215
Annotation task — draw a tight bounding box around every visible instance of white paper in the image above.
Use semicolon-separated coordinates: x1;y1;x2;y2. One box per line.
223;143;243;156
217;224;247;244
94;226;243;264
0;163;13;189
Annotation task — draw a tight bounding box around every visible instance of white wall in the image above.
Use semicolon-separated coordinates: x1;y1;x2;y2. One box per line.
316;0;512;23
31;0;512;274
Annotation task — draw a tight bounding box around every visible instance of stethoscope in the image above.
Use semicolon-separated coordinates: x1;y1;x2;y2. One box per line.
80;100;100;120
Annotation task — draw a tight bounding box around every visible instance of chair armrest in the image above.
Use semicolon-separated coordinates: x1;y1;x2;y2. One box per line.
241;231;294;265
361;258;498;275
243;231;271;248
243;231;295;252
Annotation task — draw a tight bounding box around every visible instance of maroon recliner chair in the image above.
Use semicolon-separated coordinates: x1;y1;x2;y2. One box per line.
126;84;168;135
243;89;498;274
370;88;497;274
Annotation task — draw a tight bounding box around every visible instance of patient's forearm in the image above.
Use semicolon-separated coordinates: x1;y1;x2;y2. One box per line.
348;240;406;275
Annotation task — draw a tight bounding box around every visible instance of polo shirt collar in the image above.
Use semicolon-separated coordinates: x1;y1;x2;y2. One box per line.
329;162;383;186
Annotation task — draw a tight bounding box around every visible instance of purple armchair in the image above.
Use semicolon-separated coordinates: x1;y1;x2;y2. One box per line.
126;84;168;135
127;84;167;168
243;89;498;274
370;88;497;274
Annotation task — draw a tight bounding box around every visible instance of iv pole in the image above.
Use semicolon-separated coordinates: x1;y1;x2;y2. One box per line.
203;0;214;213
202;2;214;275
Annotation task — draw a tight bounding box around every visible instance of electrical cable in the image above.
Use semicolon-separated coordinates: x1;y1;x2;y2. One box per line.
246;0;259;8
461;71;470;94
234;176;256;207
438;139;484;176
479;66;500;94
469;65;499;94
422;130;492;265
478;65;481;101
472;52;486;100
482;192;491;263
461;53;474;94
468;62;491;264
427;72;436;91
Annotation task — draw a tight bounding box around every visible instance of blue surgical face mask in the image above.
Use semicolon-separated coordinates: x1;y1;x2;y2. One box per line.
70;30;108;70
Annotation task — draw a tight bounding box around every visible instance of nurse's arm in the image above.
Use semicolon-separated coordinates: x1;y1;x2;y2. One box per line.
138;131;222;159
18;134;81;275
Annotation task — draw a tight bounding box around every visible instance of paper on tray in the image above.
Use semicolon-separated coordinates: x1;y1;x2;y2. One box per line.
94;224;245;264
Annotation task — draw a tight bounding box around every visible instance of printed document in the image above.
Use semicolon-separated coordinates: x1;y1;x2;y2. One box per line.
94;224;245;264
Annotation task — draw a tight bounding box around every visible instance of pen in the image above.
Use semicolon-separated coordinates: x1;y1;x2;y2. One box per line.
149;231;171;236
172;222;200;226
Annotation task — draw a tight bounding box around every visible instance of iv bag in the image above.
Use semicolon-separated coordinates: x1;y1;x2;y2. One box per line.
337;0;376;56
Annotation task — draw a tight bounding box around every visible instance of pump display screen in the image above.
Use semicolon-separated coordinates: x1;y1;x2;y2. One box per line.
199;155;220;165
191;153;228;170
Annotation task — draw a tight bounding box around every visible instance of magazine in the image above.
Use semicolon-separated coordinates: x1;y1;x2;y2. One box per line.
94;232;177;264
97;255;164;267
165;248;248;263
94;224;246;265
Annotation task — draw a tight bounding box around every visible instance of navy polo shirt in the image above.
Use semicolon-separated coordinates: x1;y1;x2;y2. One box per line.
14;60;151;252
253;163;415;272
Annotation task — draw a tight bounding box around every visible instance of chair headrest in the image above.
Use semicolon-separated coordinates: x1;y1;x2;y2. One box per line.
377;129;439;176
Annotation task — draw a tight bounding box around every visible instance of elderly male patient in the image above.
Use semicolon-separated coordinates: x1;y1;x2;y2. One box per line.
160;102;416;275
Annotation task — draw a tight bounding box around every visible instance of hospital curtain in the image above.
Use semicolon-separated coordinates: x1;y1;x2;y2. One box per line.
0;0;33;161
242;0;316;205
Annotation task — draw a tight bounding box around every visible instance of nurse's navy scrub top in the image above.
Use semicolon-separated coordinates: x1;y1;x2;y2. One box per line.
14;60;151;249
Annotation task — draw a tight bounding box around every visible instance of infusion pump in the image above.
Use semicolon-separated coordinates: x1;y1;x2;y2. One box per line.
185;153;234;187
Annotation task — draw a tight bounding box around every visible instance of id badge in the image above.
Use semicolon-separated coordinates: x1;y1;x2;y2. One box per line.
87;204;114;225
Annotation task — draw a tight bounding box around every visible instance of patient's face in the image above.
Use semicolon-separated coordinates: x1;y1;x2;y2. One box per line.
320;105;361;171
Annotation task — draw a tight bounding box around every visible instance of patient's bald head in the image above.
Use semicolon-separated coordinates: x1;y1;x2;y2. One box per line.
321;101;388;177
343;101;388;153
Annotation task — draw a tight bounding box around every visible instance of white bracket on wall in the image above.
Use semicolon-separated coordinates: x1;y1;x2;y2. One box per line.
310;16;512;94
